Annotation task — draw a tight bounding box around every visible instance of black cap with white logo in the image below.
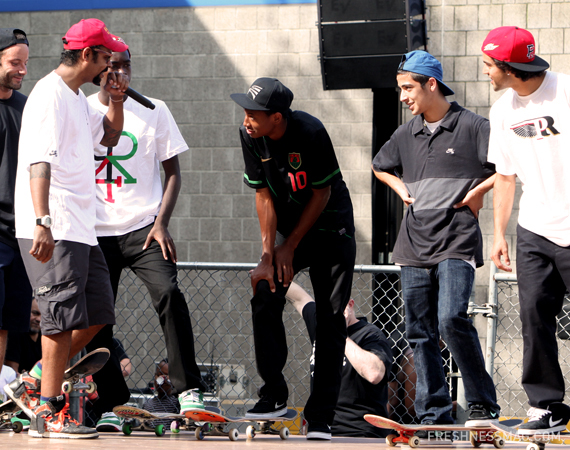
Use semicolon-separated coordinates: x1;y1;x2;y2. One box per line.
231;77;294;112
0;28;28;52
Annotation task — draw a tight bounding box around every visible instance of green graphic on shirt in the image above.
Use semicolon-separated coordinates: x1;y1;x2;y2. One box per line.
104;131;138;184
94;131;139;203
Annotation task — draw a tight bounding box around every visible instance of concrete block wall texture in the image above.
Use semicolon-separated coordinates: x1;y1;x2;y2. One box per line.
2;1;568;278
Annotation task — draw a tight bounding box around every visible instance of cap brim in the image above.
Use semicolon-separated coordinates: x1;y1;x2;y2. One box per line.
504;55;549;72
105;34;128;53
437;80;455;96
230;93;270;111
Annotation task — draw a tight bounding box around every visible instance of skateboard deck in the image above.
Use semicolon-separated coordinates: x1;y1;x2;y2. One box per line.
113;405;185;436
62;348;110;394
0;400;23;433
364;415;522;448
184;408;298;440
491;421;570;450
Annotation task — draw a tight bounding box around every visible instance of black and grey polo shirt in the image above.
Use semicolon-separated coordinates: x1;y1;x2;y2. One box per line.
372;102;495;268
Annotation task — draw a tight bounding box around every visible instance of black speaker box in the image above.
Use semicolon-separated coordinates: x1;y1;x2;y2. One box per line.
318;0;427;90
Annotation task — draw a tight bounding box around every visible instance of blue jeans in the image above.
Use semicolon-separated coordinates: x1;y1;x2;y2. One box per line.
401;259;498;424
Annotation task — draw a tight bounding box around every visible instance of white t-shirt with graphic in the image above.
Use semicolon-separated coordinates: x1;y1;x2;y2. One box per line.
15;71;105;246
87;95;188;237
488;71;570;247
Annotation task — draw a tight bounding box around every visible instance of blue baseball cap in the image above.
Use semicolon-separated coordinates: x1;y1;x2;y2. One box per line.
399;50;454;96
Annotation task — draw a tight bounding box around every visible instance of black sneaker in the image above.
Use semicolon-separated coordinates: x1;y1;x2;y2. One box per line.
245;396;287;419
517;403;570;435
307;422;331;440
414;421;453;444
465;404;500;427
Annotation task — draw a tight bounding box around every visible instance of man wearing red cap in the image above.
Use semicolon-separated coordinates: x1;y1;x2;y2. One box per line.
482;26;570;434
6;19;129;439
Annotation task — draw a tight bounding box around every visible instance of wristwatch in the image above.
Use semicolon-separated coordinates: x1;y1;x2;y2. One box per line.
36;215;52;229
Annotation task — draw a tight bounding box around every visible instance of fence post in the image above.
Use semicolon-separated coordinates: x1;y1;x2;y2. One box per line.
485;263;498;382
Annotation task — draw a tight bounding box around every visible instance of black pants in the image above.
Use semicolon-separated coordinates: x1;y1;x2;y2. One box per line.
87;223;207;416
517;225;570;408
252;231;356;425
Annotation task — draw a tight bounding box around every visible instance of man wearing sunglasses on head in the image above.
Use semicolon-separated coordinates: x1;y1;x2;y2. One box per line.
372;51;499;437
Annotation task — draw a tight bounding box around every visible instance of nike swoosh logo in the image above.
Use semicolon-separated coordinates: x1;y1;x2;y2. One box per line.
275;403;285;409
550;417;563;427
261;158;272;162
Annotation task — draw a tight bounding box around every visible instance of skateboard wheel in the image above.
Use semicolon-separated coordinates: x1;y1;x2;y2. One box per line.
155;424;165;436
470;433;482;448
12;421;23;433
122;423;132;435
195;426;204;440
527;444;541;450
246;425;256;439
62;381;73;394
171;420;179;433
279;427;290;440
86;381;97;394
386;434;398;447
493;437;505;449
229;428;239;441
409;435;421;448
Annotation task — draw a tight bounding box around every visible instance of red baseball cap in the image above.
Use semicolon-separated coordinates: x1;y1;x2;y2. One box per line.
482;26;549;72
62;19;128;53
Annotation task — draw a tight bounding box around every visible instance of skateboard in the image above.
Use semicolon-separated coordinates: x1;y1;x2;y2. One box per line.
184;407;299;441
62;348;109;394
491;421;570;450
364;415;522;448
0;400;23;433
113;405;185;436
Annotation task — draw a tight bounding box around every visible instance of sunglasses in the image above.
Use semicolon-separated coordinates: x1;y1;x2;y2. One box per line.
93;48;113;57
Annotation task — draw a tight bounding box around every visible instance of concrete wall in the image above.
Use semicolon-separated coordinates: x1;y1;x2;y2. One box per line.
5;1;570;280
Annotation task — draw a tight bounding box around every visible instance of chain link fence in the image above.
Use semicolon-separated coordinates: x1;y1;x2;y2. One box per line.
79;263;437;429
492;268;570;418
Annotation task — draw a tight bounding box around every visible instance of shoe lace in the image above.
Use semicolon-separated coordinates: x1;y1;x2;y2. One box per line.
527;407;549;422
54;404;80;426
101;412;117;419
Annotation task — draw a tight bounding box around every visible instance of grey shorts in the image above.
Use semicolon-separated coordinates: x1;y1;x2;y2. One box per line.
18;239;115;336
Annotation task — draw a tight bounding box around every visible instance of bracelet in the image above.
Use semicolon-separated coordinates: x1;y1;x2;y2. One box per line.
110;98;123;103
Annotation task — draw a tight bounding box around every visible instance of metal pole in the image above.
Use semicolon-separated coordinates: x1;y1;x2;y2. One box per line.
68;353;81;421
486;263;499;381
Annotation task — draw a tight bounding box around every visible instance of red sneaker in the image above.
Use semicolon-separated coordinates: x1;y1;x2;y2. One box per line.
29;401;98;439
4;372;40;416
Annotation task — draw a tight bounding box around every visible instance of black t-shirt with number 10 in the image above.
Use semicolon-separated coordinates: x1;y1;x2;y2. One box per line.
240;110;354;239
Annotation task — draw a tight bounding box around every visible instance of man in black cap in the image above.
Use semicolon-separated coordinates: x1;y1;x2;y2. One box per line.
0;27;32;385
483;26;570;434
231;78;356;440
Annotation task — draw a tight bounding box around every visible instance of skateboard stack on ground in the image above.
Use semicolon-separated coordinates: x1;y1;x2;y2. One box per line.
113;405;298;440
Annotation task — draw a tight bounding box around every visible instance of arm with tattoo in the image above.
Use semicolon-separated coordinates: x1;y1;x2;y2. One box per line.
101;116;122;147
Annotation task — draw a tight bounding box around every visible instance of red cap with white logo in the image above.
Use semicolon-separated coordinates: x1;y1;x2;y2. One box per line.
62;19;128;53
482;26;549;72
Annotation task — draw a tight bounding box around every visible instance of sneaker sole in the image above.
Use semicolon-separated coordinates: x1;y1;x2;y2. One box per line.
465;419;499;427
30;430;99;439
245;406;287;419
307;431;331;440
4;384;36;418
517;425;568;435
